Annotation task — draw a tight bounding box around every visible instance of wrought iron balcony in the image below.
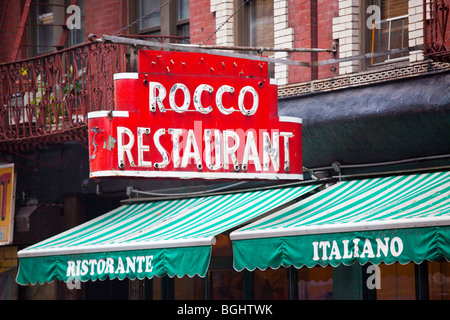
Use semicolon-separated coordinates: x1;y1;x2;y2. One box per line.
0;35;189;152
424;0;450;62
0;41;124;152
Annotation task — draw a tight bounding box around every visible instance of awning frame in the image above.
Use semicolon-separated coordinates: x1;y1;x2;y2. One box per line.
230;171;450;270
16;184;322;285
17;237;217;258
230;216;450;240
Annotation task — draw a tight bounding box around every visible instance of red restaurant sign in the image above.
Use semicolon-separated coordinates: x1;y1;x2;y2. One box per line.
88;50;303;180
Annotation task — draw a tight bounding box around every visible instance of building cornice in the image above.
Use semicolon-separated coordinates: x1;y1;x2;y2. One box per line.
278;61;450;98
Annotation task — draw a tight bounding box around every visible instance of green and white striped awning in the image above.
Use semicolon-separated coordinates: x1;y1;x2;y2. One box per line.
231;171;450;271
16;185;320;285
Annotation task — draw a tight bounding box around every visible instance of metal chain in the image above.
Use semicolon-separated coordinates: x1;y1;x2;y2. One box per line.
201;0;251;45
113;0;174;36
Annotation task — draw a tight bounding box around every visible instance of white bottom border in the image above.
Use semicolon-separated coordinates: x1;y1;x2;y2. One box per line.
90;170;303;180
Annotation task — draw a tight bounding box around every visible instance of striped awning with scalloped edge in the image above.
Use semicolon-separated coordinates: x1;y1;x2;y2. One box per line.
231;171;450;271
16;184;320;285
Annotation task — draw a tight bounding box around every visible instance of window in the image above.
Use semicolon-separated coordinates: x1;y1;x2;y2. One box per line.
30;0;61;55
177;0;189;38
235;0;274;48
254;268;287;300
364;0;409;68
297;266;333;300
209;234;244;299
429;261;450;300
210;269;244;299
134;0;189;42
0;246;18;300
139;0;161;34
173;276;204;299
234;0;274;76
68;0;85;47
28;0;85;57
376;262;415;300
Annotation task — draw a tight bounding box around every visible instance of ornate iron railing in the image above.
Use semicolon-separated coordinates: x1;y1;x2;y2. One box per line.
424;0;450;62
0;41;124;151
0;35;189;152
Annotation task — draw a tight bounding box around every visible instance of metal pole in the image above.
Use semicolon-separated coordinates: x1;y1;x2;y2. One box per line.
314;45;423;66
101;35;312;67
99;34;423;69
180;44;335;53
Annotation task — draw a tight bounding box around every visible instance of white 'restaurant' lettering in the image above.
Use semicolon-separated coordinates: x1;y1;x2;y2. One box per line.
117;127;135;168
116;127;293;172
223;130;240;169
204;129;221;170
153;129;169;169
137;127;152;167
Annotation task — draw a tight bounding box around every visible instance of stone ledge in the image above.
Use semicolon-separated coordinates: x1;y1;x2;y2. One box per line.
278;60;450;98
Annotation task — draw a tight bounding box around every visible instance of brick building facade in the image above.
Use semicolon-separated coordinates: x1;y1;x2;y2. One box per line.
2;1;448;83
0;0;449;301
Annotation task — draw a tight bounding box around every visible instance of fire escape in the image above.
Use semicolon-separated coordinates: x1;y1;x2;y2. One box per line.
424;0;450;62
0;1;188;153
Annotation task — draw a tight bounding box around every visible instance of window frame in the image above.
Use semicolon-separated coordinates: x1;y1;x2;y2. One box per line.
132;0;189;40
136;0;162;35
176;0;189;38
361;0;410;70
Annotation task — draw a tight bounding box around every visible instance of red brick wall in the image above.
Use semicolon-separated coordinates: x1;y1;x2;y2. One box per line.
288;0;339;83
316;0;338;80
288;0;311;83
189;0;215;45
84;0;127;39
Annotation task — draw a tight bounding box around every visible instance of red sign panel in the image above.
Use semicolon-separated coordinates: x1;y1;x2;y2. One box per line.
88;50;302;180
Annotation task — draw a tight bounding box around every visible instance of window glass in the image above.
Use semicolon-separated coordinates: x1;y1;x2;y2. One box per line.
235;0;274;76
380;0;408;19
136;0;189;40
173;275;203;300
29;0;75;56
140;0;161;30
429;261;450;300
151;277;162;299
177;24;190;39
0;246;18;300
236;0;274;48
254;268;287;300
36;0;55;54
376;262;415;300
297;266;333;300
68;0;85;46
211;270;244;299
177;0;190;39
178;0;189;21
364;0;409;67
249;0;273;48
